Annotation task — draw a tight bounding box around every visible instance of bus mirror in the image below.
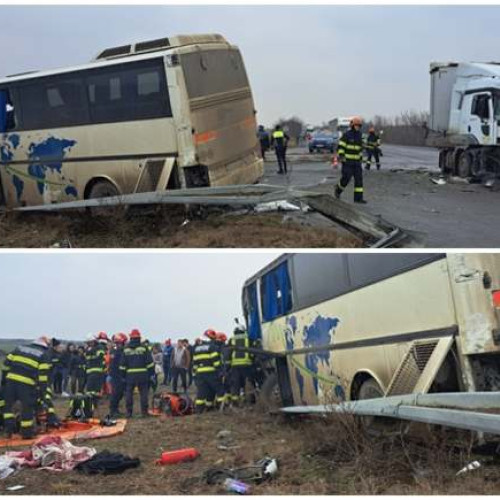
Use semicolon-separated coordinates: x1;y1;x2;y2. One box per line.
0;91;7;134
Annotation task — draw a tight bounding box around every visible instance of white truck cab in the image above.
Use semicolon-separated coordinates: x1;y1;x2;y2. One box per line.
428;62;500;179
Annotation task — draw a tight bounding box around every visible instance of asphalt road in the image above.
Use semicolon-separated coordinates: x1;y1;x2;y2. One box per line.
262;144;500;248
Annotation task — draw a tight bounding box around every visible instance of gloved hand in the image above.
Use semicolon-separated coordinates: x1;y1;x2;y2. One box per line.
47;413;62;428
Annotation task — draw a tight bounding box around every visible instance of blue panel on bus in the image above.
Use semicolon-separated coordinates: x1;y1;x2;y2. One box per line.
261;261;292;322
0;91;6;134
247;282;262;341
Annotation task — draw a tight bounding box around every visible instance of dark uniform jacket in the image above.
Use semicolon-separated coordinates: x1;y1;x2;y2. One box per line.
192;341;222;376
119;339;154;382
338;129;363;166
85;344;106;376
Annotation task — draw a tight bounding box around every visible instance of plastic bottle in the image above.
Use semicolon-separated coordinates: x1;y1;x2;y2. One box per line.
224;479;251;494
155;448;200;465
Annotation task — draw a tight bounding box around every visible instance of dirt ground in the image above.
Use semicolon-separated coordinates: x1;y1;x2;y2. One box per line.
2;396;500;495
0;207;360;249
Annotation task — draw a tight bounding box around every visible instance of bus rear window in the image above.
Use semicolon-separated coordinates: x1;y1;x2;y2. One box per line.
181;49;249;99
260;261;293;322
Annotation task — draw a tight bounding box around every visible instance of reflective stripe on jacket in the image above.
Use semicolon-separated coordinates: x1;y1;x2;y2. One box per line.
337;129;363;163
229;333;253;367
193;342;221;374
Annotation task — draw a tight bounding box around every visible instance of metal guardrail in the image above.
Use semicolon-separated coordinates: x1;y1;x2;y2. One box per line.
281;391;500;435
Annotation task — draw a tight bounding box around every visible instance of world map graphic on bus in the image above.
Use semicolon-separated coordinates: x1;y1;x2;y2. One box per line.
285;314;342;403
0;134;78;201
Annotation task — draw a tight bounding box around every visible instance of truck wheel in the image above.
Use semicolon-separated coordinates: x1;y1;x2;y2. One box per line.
357;378;404;436
457;151;472;178
259;373;281;410
439;150;450;174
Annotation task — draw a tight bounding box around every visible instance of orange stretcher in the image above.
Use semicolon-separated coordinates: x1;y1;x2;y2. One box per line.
0;418;127;448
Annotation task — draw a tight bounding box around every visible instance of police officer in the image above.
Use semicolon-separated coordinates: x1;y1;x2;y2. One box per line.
271;124;290;174
192;329;225;413
84;333;107;405
229;324;255;406
335;116;367;204
120;329;154;418
365;127;382;170
109;333;127;418
2;336;52;439
257;125;270;161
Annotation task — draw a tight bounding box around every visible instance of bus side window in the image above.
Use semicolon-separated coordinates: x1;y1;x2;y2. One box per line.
0;90;16;133
260;262;292;322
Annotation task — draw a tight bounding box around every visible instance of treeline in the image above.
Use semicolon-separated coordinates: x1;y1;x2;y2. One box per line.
267;111;430;147
369;111;430;147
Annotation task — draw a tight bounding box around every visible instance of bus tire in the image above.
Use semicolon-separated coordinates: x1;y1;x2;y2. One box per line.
357;378;405;437
87;179;119;200
259;372;281;410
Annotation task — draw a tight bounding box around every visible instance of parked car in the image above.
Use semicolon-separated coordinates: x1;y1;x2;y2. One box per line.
308;132;337;153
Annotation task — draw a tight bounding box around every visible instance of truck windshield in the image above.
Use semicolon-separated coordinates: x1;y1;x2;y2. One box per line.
494;93;500;121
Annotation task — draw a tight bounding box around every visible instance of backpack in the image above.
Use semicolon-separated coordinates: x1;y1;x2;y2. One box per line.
68;394;94;421
152;392;193;417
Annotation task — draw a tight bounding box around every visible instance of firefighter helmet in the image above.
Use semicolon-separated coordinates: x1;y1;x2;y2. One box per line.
204;329;217;340
130;329;141;339
216;332;227;343
112;333;127;344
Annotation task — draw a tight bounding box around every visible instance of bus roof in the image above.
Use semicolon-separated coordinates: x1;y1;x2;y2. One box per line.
0;33;230;85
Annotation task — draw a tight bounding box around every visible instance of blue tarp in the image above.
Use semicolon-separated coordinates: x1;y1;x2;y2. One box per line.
261;261;292;322
0;91;7;134
246;282;262;341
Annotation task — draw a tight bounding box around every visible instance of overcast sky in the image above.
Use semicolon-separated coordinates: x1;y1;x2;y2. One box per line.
1;5;499;125
0;252;278;343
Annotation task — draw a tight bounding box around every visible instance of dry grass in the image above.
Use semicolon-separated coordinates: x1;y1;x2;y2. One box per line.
0;208;361;248
2;397;500;494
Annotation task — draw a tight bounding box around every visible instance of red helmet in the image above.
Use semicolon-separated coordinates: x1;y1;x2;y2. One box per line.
216;332;227;343
112;333;127;344
204;329;217;340
97;332;109;341
130;329;141;339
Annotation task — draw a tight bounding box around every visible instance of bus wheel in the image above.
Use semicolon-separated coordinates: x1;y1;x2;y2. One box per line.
259;373;281;411
457;151;472;178
87;180;119;199
86;180;121;216
357;378;405;437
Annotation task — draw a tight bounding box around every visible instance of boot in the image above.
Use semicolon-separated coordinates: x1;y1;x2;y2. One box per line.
334;186;342;199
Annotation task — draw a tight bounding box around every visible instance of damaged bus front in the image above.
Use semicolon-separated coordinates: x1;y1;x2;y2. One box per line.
242;253;500;408
0;33;263;208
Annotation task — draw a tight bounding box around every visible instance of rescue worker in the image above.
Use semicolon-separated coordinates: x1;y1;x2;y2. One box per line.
271;124;290;174
120;329;154;418
2;337;53;439
257;125;270;161
192;329;225;413
43;339;62;427
228;324;255;406
84;333;107;405
109;333;127;418
335;116;367;204
365;127;382;170
216;333;231;406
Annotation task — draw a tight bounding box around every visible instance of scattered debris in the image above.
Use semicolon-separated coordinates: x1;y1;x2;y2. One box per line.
50;238;72;248
431;177;447;185
485;179;496;188
5;485;25;491
155;448;200;465
224;478;251;494
217;430;240;450
75;450;140;475
254;200;301;213
0;457;18;480
456;460;482;476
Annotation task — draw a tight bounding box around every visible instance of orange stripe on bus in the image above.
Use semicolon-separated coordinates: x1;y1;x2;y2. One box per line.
194;130;219;145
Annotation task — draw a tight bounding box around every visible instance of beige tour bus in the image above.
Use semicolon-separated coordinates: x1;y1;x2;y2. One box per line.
243;253;500;407
0;34;263;208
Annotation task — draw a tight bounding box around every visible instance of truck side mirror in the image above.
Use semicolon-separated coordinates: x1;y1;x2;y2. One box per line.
0;91;7;134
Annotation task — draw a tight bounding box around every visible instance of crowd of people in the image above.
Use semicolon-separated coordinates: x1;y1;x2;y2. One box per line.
0;324;261;439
